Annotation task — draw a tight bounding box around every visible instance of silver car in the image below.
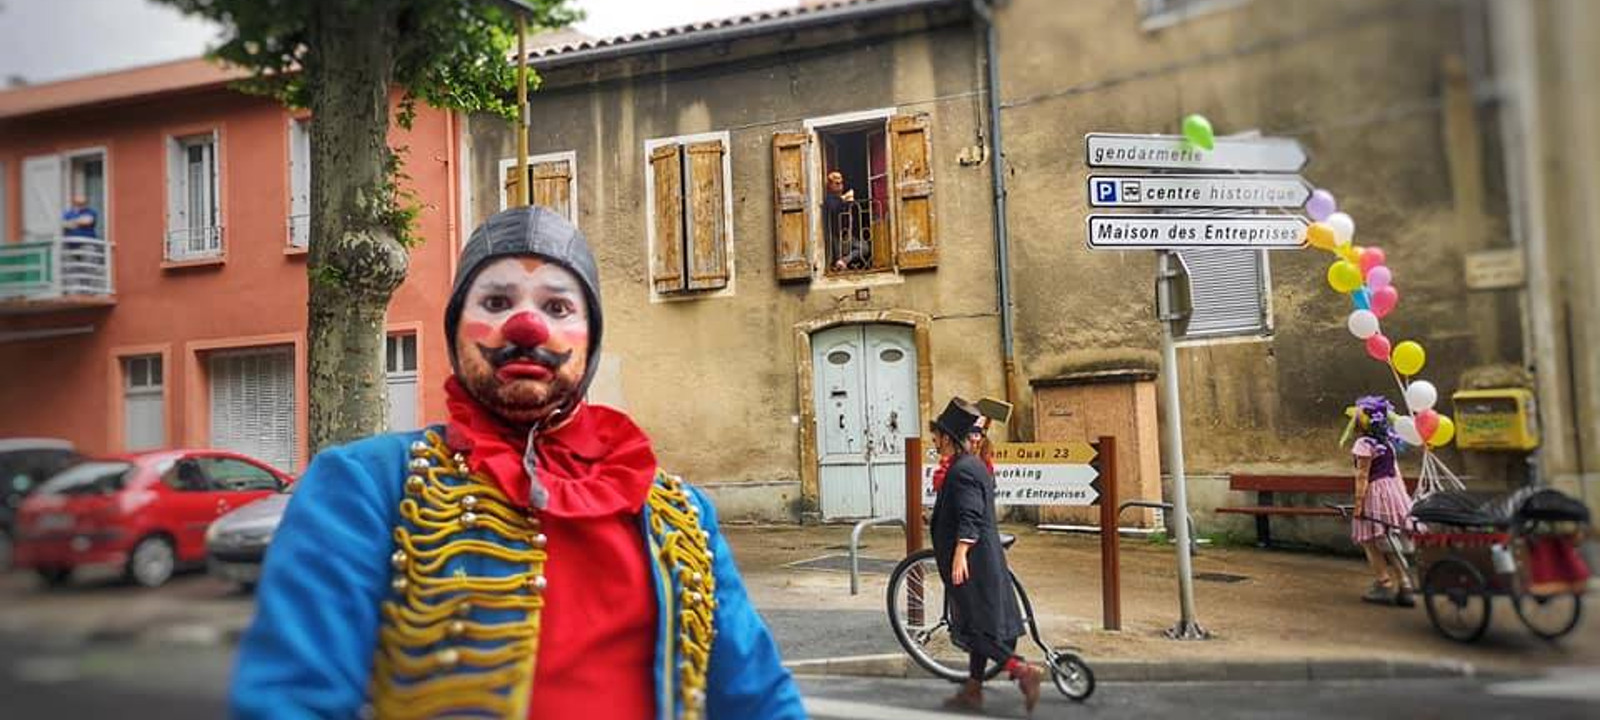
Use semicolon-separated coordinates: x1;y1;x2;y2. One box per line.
204;486;291;589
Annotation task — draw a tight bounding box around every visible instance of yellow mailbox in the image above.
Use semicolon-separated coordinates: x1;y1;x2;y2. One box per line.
1453;388;1539;452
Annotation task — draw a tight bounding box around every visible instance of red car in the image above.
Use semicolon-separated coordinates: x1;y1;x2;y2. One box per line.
13;449;292;588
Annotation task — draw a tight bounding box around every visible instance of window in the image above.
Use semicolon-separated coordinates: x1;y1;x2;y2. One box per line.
385;333;419;431
198;458;281;492
21;150;107;243
773;113;937;282
288;117;311;248
646;134;732;296
161;458;211;493
123;354;165;451
499;152;577;224
166;131;222;261
1174;248;1272;340
208;347;296;472
1139;0;1250;28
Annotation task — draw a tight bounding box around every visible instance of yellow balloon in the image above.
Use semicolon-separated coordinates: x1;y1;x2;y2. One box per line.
1338;243;1361;263
1307;223;1338;251
1428;415;1456;447
1391;341;1427;376
1327;260;1363;293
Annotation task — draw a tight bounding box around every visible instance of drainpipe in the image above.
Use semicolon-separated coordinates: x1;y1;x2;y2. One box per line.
974;0;1019;431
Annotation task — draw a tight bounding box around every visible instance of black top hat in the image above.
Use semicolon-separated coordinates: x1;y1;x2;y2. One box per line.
932;397;982;442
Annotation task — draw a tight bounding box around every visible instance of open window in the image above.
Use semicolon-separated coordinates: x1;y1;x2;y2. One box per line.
21;149;108;244
771;112;937;281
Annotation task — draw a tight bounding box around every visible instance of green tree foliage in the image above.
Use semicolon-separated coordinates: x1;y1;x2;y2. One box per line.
155;0;577;452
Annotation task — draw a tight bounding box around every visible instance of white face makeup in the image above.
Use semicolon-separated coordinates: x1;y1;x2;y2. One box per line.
454;257;591;427
459;259;588;341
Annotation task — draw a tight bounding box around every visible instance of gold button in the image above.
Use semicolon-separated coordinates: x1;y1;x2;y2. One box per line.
461;512;478;528
528;574;548;592
455;602;473;618
409;458;431;471
390;550;407;570
447;620;466;637
531;533;548;549
436;648;460;667
391;577;408;592
409;440;429;455
405;475;425;493
462;494;479;509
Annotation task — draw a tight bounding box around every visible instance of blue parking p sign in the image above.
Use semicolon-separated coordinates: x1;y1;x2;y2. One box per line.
1093;180;1119;204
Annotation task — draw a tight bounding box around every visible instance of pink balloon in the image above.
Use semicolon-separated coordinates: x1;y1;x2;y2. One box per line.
1366;265;1393;291
1365;333;1392;362
1370;285;1399;318
1359;248;1387;275
1416;409;1441;441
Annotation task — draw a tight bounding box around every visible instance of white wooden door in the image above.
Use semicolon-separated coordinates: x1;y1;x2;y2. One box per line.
813;324;919;520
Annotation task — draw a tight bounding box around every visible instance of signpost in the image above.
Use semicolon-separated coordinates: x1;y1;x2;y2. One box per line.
919;441;1100;507
1081;129;1313;641
1088;174;1311;209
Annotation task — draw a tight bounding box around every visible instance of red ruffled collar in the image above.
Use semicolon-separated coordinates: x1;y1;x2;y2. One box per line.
443;377;658;518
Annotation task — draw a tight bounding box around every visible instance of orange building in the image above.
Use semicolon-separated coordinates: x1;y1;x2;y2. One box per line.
0;59;467;472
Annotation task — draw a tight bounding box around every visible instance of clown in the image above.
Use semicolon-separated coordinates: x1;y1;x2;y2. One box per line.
232;207;803;719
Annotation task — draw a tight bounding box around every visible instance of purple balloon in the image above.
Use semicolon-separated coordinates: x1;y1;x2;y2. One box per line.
1306;189;1337;222
1367;265;1392;291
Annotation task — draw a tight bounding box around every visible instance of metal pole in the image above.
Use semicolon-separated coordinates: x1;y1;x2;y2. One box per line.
1096;436;1121;631
515;13;530;207
905;436;925;626
1158;251;1206;640
974;0;1019;425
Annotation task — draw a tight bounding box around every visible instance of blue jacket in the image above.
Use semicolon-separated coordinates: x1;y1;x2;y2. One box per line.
231;429;805;719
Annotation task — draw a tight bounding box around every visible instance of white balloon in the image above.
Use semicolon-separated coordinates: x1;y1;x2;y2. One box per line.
1346;310;1380;339
1327;212;1356;244
1405;380;1438;412
1395;416;1424;446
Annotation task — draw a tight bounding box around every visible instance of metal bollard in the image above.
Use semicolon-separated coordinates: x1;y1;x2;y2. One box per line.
849;516;905;595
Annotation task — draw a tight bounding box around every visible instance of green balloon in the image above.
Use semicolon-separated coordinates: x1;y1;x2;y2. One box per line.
1183;114;1215;150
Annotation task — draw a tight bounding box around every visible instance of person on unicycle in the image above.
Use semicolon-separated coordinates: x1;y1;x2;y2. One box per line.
928;397;1046;715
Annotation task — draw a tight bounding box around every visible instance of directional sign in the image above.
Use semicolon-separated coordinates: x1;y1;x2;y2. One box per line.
989;441;1097;465
920;442;1101;507
1088;174;1311;209
1086;133;1308;173
1087;214;1308;250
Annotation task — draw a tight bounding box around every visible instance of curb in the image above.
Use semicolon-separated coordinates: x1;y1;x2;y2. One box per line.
787;654;1480;683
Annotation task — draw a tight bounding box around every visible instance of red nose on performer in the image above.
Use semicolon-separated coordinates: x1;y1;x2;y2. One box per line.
503;311;550;347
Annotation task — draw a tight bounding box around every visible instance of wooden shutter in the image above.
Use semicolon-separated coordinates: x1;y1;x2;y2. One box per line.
684;140;729;291
649;144;686;293
531;160;573;222
771;131;811;282
22;154;62;243
889;113;937;270
502;162;522;209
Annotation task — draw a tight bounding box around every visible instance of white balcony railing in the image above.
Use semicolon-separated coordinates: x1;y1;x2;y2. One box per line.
166;226;224;262
0;236;115;304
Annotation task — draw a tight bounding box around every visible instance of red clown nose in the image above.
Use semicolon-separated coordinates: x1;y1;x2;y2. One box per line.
502;312;550;347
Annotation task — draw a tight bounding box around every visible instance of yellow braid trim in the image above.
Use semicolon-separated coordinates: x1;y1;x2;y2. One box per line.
647;472;718;720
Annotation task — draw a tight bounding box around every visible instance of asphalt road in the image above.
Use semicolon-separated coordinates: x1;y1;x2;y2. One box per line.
4;631;1599;719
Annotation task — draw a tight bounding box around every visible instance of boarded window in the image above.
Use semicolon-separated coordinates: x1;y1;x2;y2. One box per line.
771;131;811;281
649;138;731;295
1175;248;1271;339
889;113;936;270
502;156;576;224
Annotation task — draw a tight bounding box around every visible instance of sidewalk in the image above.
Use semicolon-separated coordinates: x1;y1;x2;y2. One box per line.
725;523;1599;676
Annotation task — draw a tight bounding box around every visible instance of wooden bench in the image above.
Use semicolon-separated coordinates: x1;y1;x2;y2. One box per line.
1216;474;1418;547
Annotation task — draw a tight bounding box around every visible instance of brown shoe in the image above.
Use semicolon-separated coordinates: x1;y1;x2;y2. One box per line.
942;679;984;712
1012;663;1044;716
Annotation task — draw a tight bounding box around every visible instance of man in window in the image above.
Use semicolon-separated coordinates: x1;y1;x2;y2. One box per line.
232;206;804;719
825;170;870;271
61;194;98;239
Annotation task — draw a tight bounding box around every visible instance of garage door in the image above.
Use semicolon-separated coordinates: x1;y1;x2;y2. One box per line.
209;346;296;472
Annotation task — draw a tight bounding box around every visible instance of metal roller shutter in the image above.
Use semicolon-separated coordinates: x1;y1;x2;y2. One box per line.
1176;247;1271;339
209;347;296;472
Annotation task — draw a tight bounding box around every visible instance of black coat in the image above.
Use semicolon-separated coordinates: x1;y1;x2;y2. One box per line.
930;453;1024;648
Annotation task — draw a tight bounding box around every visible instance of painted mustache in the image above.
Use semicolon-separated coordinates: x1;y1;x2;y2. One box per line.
478;343;573;372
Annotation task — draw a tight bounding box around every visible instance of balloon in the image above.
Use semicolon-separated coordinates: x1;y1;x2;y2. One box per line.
1365;333;1392;362
1327;260;1363;293
1306;189;1337;222
1347;309;1380;339
1359;247;1387;275
1352;287;1371;311
1307;223;1338;251
1327;212;1356;244
1366;265;1393;291
1428;415;1457;447
1370;285;1399;318
1416;409;1441;441
1405;380;1438;412
1338;243;1361;263
1396;416;1424;446
1392;341;1427;376
1182;114;1215;150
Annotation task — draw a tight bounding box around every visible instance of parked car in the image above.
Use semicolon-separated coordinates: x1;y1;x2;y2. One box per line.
205;484;292;589
0;438;84;572
12;449;291;588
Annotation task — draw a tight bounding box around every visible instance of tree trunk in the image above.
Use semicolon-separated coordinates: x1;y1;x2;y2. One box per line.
305;2;411;454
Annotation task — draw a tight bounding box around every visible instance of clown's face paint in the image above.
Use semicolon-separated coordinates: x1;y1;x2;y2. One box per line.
454;257;590;427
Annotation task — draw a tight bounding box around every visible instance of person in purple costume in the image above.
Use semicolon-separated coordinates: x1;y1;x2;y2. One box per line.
1349;395;1416;607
